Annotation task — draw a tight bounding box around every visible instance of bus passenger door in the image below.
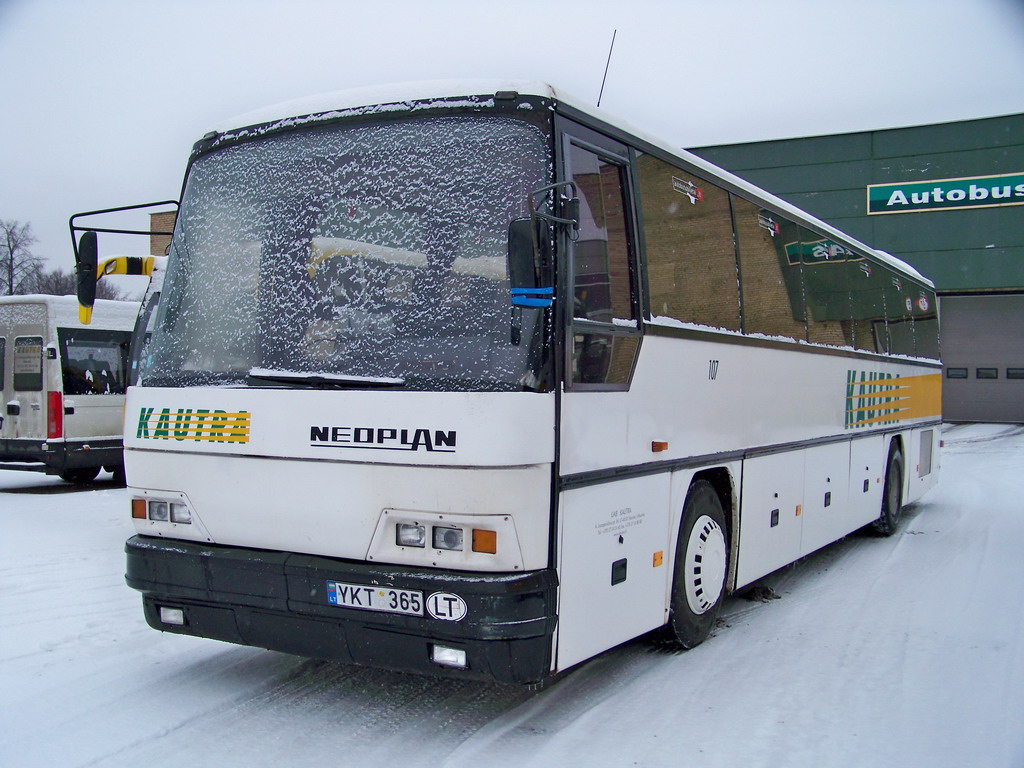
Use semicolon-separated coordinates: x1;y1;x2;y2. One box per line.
555;124;663;670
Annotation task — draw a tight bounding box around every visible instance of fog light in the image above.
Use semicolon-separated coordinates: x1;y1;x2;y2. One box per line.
149;501;169;521
170;502;191;524
433;526;464;551
432;644;467;669
159;606;185;626
396;522;426;548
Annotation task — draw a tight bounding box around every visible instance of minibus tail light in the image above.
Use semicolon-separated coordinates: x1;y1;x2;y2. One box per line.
47;391;63;439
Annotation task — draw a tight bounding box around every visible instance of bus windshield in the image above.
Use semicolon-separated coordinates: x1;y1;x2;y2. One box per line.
141;115;553;392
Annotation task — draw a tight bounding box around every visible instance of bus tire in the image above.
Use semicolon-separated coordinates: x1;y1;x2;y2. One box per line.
872;444;904;537
59;467;100;484
662;479;728;649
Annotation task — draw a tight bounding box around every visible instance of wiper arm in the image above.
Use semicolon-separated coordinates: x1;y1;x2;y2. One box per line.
245;368;405;389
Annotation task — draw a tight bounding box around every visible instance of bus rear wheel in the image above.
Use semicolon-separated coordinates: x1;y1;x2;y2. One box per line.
661;479;728;649
872;444;904;536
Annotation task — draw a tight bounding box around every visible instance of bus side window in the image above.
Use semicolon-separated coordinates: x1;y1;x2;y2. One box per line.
731;198;806;342
914;288;940;359
799;227;856;348
636;154;740;331
569;144;636;326
568;140;641;388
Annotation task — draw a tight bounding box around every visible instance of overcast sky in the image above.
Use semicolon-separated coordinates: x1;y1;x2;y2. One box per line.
2;0;1023;271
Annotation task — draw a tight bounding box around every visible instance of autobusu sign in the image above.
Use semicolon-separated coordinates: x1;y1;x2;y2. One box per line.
867;172;1024;215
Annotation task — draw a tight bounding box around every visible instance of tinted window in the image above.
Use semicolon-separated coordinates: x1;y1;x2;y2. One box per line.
799;227;857;347
572;332;640;385
977;368;998;379
636;154;740;330
912;287;939;359
570;144;636;325
569;142;639;388
946;368;968;379
59;328;130;395
732;198;806;341
847;260;889;353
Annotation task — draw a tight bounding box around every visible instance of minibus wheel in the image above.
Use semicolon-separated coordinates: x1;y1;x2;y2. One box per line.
59;467;100;484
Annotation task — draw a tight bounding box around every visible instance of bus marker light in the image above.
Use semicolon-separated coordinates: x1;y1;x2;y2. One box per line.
653;551;664;567
397;523;426;548
795;505;802;516
651;441;669;452
131;498;147;519
159;607;185;626
433;526;464;551
432;645;468;669
472;529;497;554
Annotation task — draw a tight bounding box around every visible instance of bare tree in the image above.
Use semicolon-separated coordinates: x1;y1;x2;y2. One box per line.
30;266;124;300
1;219;44;295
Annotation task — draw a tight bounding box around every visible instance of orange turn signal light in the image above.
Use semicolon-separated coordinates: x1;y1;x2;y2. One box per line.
472;529;497;554
651;441;669;453
131;498;147;519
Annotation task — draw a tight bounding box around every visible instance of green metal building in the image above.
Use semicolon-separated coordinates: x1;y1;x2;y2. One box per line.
692;113;1024;423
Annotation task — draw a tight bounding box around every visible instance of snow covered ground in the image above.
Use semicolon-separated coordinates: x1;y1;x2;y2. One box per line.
2;423;1022;768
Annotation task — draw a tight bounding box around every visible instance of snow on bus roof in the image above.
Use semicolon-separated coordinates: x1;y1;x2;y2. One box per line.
208;80;933;288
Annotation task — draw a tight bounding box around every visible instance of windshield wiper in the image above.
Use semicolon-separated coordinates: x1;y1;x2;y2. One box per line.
245;368;405;389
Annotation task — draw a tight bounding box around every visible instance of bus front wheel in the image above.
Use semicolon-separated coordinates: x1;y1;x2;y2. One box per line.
662;479;728;649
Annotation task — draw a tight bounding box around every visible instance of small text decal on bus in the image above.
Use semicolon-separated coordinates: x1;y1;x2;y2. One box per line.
136;408;252;444
310;425;457;453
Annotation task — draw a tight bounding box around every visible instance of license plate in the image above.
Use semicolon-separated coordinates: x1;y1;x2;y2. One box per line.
326;581;423;616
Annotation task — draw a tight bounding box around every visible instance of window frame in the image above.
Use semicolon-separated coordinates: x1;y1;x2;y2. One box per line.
558;123;643;392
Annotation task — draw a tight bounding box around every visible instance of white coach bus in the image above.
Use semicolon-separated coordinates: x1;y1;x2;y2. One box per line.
78;81;941;684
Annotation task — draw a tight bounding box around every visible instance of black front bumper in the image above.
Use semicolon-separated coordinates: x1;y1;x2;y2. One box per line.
125;535;558;685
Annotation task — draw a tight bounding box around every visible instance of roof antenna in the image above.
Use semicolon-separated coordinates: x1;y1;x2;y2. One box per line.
597;29;617;108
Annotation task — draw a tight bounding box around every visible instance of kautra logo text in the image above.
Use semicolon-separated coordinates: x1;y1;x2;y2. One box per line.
136;407;251;443
310;425;457;453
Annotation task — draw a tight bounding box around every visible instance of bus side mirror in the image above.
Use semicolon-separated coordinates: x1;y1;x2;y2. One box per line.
75;231;98;324
507;218;553;308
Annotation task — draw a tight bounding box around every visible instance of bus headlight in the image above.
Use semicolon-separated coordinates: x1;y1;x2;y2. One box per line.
433;526;464;551
148;501;169;521
170;503;191;524
396;522;426;548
